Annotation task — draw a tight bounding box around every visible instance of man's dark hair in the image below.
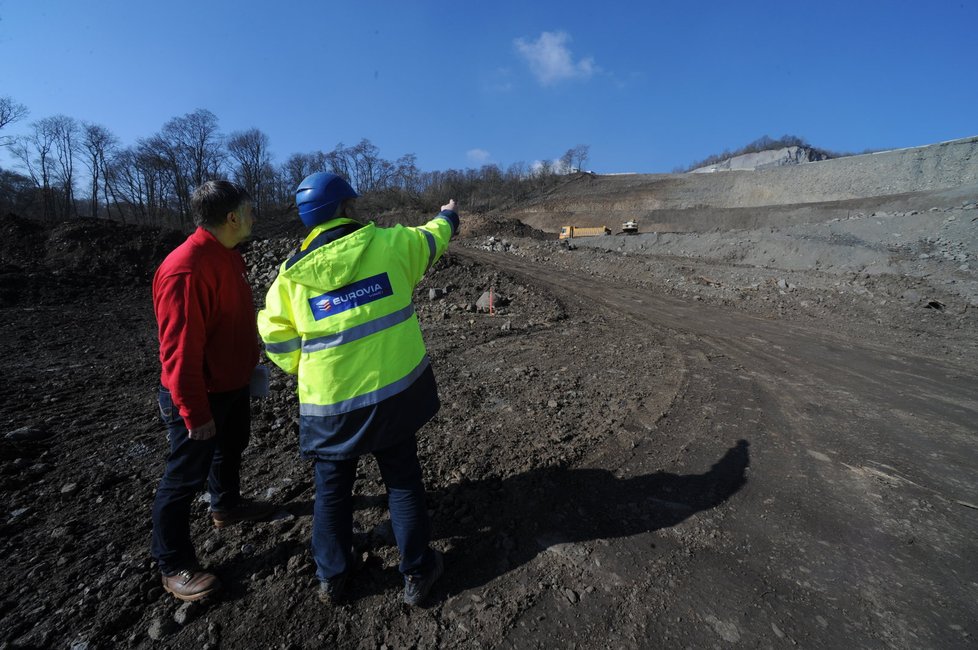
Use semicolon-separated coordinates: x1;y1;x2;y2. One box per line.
191;180;253;227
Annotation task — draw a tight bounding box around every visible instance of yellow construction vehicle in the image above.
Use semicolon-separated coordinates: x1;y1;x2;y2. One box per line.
559;225;611;239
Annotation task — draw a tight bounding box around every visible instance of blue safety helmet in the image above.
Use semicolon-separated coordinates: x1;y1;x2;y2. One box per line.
295;172;358;228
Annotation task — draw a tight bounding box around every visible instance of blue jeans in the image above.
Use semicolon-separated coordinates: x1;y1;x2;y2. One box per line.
151;386;250;575
313;435;434;581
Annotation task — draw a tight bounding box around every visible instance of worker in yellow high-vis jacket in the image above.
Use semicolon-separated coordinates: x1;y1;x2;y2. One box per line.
258;172;457;606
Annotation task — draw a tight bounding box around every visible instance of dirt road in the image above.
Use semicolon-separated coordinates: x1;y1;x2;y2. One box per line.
459;247;978;648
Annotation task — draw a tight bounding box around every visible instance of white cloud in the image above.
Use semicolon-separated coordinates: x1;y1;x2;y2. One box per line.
467;148;491;164
514;31;597;86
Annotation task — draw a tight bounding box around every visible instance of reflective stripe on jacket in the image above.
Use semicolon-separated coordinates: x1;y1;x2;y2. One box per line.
257;211;456;456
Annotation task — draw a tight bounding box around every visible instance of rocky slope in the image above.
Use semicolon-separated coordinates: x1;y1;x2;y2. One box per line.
690;145;831;173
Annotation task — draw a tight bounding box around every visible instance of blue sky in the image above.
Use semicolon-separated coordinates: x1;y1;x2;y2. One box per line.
1;0;976;174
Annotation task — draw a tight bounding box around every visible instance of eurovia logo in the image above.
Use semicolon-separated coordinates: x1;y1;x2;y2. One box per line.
309;273;393;321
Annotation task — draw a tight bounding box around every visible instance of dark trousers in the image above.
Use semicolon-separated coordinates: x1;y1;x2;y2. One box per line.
313;435;434;581
151;386;250;575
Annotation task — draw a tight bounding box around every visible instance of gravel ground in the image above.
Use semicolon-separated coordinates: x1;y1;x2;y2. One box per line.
472;187;977;365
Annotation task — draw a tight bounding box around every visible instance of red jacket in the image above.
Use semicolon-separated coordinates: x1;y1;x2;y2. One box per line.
153;227;259;429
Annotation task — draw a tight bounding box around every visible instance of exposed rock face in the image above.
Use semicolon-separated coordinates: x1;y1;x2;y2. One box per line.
690;145;831;173
508;136;978;232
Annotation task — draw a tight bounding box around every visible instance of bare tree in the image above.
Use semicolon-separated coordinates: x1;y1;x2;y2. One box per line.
558;149;575;174
318;139;387;194
0;168;35;216
107;147;150;223
259;163;284;211
147;109;225;222
507;161;528;180
265;164;292;207
227;128;271;213
48;115;80;218
281;153;315;191
478;163;503;211
0;96;29;144
143;133;187;220
106;140;180;225
325;143;353;186
279;151;330;204
348;139;383;192
10;119;57;219
172;109;224;188
102;149;134;223
393;153;422;195
570;144;590;172
81;123;118;218
134;139;180;224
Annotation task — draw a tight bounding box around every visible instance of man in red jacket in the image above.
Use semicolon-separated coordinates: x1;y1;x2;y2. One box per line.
151;180;273;602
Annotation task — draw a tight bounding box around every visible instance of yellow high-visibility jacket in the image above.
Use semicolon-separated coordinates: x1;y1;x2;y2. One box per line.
258;211;457;459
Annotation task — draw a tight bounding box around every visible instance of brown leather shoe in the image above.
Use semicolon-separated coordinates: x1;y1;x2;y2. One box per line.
211;499;276;528
162;569;220;602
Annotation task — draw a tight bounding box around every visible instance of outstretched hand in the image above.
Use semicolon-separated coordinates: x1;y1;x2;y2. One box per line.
441;199;457;213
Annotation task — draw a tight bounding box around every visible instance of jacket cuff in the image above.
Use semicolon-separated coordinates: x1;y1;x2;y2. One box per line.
438;210;459;236
182;410;213;431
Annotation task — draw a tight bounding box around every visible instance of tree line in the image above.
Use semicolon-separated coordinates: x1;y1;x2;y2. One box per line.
0;96;590;228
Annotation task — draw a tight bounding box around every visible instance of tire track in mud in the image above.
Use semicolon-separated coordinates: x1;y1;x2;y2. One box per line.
459;247;978;648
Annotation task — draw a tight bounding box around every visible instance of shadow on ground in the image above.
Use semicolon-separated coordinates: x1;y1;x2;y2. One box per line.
430;438;751;595
220;439;750;604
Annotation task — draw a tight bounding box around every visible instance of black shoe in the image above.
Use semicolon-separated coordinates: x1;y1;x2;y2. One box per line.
318;551;363;605
403;550;443;606
318;575;350;605
211;499;276;528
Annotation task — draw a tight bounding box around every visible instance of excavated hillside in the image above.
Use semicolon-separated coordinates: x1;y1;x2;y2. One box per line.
509;136;978;233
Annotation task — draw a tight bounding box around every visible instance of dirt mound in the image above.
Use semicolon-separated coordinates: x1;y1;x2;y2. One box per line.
0;214;185;306
0;213;47;267
459;213;550;240
0;214;185;278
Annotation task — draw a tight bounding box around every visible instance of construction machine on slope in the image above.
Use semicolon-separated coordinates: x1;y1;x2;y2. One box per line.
558;225;612;239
